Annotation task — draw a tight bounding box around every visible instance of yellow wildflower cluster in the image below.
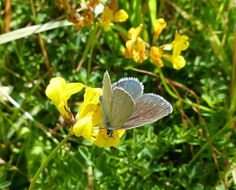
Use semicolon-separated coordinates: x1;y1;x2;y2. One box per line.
99;0;128;31
45;77;125;148
123;18;189;70
123;24;148;63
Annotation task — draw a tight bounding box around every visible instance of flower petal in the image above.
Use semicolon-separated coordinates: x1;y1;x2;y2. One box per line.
79;104;102;126
117;130;125;138
100;7;113;31
153;18;166;41
161;31;189;70
163;54;186;70
73;87;103;142
128;24;143;40
172;55;186;70
83;87;102;105
172;31;189;56
64;83;84;100
45;77;66;105
78;87;102;118
73;116;94;141
113;9;129;22
93;128;126;148
132;38;148;63
150;46;164;67
45;77;84;121
123;40;134;58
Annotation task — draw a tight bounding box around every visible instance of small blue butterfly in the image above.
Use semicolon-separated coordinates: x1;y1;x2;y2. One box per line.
99;72;173;136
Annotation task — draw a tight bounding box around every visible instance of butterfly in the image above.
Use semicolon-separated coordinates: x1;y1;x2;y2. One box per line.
99;72;173;137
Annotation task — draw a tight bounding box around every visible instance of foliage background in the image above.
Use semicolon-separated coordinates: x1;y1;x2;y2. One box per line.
0;0;236;189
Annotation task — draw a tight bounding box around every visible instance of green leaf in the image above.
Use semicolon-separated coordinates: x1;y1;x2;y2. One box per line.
0;20;72;44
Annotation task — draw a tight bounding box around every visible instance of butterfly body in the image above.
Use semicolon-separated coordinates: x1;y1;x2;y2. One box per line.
106;129;114;137
100;72;173;131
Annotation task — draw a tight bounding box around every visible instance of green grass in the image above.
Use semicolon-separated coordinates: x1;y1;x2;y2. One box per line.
0;0;235;189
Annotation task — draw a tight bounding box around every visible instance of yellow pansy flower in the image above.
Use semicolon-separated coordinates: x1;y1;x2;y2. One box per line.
99;0;128;31
123;24;148;63
93;128;126;148
73;87;102;141
153;18;167;41
45;77;84;122
163;31;189;70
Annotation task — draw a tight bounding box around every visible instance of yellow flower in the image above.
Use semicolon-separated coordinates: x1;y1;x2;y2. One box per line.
124;38;147;63
99;7;113;31
153;18;166;41
163;54;187;70
73;87;102;141
46;78;126;148
163;31;189;70
99;1;128;31
73;87;126;148
45;77;84;122
150;46;164;67
171;31;189;57
93;128;126;148
113;10;129;22
128;24;143;40
123;24;148;63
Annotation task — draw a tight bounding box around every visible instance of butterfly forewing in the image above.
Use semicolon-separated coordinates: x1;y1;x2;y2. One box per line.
119;94;173;130
100;72;113;122
112;78;143;100
108;88;135;130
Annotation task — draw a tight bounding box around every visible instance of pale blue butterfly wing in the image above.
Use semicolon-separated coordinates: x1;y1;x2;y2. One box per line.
100;72;173;131
100;72;135;130
112;78;143;100
108;87;134;129
99;72;112;126
118;93;173;130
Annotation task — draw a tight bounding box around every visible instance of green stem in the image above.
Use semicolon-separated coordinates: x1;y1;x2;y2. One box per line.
111;25;128;36
28;132;72;190
158;69;178;99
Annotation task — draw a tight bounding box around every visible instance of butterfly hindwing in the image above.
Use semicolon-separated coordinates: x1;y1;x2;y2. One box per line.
112;78;143;100
119;94;173;130
108;87;135;130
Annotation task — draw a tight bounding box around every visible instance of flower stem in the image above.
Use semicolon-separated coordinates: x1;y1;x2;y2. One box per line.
28;132;72;190
158;68;178;99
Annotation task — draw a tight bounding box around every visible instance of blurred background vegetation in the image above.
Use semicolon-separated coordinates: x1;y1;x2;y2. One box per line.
0;0;236;189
